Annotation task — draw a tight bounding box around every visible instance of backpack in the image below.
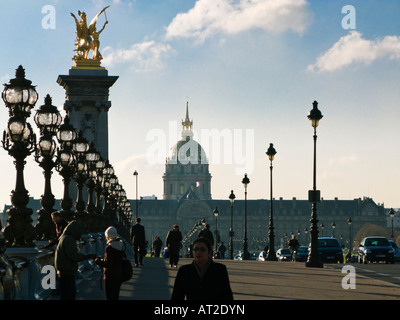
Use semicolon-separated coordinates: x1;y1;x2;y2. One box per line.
121;255;133;282
120;241;133;282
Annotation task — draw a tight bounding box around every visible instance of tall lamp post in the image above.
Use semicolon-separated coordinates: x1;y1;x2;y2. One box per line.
331;222;336;238
72;131;89;221
229;190;236;260
213;207;219;253
1;66;38;247
133;170;138;219
34;94;62;240
389;208;395;239
266;143;277;261
242;173;250;260
305;100;323;268
347;216;352;261
55;115;77;222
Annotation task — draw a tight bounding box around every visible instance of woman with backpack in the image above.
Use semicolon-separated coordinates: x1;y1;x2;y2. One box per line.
94;226;125;300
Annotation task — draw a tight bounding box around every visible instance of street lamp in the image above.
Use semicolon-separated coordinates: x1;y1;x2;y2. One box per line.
229;190;236;260
331;222;336;238
1;66;38;247
213;206;219;253
55;115;77;222
389;208;395;239
305;100;323;268
133;170;138;219
72;131;89;220
266;143;277;261
242;173;250;260
347;216;352;261
34;94;62;240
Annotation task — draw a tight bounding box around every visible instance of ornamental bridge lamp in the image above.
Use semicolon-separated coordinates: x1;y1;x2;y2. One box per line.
305;101;324;268
34;94;62;240
55;115;77;222
1;66;38;247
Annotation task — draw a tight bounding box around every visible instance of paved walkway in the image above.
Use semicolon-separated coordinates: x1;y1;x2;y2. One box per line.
56;257;400;300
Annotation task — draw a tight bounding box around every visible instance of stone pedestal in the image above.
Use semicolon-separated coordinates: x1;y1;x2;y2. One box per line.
57;66;118;160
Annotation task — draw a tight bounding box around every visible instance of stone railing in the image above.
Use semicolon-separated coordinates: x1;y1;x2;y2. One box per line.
0;233;108;300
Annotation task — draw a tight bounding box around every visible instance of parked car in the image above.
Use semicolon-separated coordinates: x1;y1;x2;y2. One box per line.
258;251;267;261
317;237;344;263
389;240;400;262
294;246;309;262
358;237;395;264
276;248;291;261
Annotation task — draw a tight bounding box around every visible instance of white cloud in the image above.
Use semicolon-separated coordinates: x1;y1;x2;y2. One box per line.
308;31;400;73
102;40;173;72
165;0;311;43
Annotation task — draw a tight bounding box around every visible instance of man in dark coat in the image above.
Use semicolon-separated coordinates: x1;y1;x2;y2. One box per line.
198;224;214;248
171;237;233;300
166;224;183;268
131;217;146;266
55;220;96;300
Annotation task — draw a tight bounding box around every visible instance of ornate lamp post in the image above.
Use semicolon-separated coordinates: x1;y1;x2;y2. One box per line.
347;216;352;260
213;206;219;253
71;131;89;221
229;190;235;260
1;66;38;247
331;222;336;238
305;100;323;268
133;170;138;219
242;173;250;260
34;94;62;240
389;208;395;239
85;142;100;229
55;115;77;222
94;157;106;228
266;143;277;261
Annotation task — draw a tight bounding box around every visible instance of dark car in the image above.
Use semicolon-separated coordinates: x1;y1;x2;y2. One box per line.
358;237;395;264
389;240;400;262
294;246;309;262
316;237;343;263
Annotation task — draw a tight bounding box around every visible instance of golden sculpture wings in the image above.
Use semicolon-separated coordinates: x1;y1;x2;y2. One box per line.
71;6;109;64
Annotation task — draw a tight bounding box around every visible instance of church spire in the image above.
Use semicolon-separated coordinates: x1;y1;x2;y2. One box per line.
182;100;193;131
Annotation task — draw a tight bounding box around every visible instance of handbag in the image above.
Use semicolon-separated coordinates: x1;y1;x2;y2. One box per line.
121;256;133;282
121;242;133;282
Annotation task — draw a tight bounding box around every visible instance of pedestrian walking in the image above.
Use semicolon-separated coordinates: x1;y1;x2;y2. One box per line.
171;237;233;300
94;226;125;300
152;236;163;258
54;220;96;300
166;224;182;268
198;224;214;248
130;217;146;266
43;211;68;249
288;234;300;261
218;242;227;259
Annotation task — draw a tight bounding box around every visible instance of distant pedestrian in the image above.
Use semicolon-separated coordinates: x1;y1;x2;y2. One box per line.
43;211;68;249
198;224;214;248
171;237;233;300
94;226;125;300
166;224;182;268
288;234;300;261
131;217;146;266
152;236;163;258
55;220;96;300
218;242;227;259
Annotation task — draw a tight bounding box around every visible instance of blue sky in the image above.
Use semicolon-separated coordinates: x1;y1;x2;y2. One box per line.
0;0;400;213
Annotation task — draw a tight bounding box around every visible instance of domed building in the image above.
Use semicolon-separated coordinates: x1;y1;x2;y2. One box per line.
163;103;212;200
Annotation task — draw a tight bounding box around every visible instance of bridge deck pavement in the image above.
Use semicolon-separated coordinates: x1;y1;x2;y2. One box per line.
58;257;400;300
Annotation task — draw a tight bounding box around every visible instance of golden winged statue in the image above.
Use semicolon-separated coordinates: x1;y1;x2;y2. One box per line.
71;6;109;62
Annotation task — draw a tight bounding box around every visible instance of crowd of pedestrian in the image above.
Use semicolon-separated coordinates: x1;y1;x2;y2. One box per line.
48;216;233;300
